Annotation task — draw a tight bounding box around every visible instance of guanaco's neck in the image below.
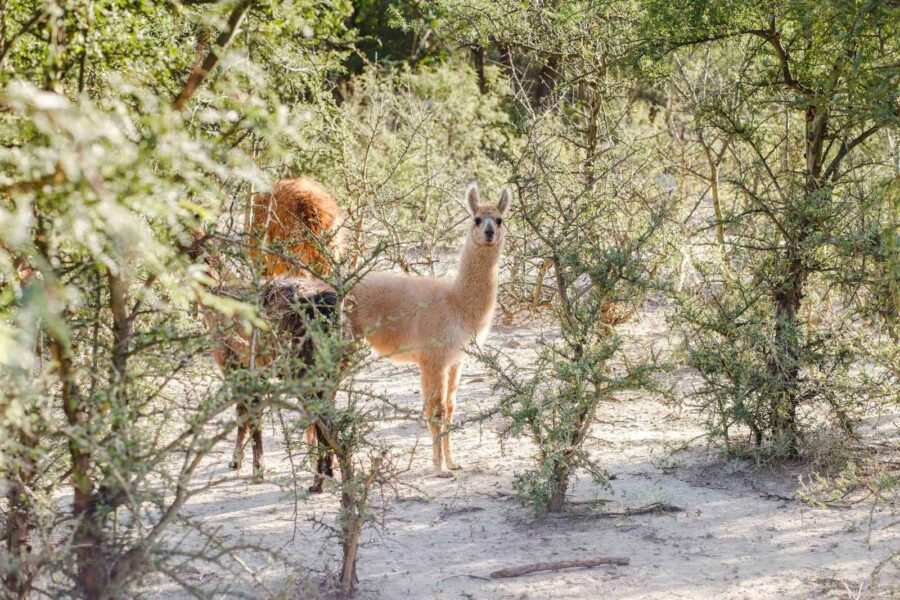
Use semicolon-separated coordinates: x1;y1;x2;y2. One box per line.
452;234;502;332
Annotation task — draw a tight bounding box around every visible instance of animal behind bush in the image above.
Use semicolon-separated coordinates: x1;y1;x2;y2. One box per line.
196;178;345;488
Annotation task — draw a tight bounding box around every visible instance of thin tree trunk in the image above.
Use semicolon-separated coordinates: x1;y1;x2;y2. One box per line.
172;0;254;110
766;104;826;456
472;45;487;94
547;458;571;513
339;455;359;596
49;337;107;596
34;214;107;595
4;277;41;600
4;428;37;600
108;270;130;406
532;53;560;109
769;256;805;455
336;447;383;596
702;145;726;252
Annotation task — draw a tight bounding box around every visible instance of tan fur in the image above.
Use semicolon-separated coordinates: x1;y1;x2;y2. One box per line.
348;184;511;475
249;177;345;278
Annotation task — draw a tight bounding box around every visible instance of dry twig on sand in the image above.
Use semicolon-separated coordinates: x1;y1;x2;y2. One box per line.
489;557;630;579
592;502;683;517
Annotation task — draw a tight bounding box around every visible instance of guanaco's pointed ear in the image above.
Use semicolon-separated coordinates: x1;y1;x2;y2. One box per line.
466;182;480;215
498;188;512;214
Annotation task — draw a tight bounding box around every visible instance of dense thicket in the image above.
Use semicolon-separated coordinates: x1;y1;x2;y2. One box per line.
1;0;897;597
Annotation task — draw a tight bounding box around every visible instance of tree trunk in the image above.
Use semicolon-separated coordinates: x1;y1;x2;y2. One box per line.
108;270;131;432
49;337;108;597
4;428;37;600
703;147;726;253
769;252;805;456
532;53;560;109
108;271;130;390
765;104;826;456
547;459;570;513
172;0;254;110
338;455;359;596
472;45;487;94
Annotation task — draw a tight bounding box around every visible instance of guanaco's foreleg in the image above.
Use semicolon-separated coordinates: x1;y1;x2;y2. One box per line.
442;362;463;470
421;366;450;476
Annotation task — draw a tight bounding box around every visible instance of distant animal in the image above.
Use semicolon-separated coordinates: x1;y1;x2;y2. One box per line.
348;183;511;476
195;178;344;490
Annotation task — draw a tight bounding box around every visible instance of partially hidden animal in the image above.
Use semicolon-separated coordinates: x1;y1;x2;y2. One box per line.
196;177;344;489
249;177;344;278
348;183;511;476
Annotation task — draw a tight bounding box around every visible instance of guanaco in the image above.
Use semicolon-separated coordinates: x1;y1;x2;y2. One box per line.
348;183;511;475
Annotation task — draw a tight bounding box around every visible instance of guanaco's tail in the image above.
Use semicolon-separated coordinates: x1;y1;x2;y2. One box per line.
249;177;344;278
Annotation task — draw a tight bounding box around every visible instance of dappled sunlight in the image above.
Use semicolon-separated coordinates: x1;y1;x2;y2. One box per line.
3;1;896;597
142;316;898;599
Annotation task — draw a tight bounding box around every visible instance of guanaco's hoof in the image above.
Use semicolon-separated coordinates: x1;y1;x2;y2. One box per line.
446;463;462;471
251;469;265;484
228;461;240;470
433;469;454;479
308;483;324;494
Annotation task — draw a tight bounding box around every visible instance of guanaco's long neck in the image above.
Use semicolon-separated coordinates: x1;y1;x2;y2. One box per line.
452;235;502;332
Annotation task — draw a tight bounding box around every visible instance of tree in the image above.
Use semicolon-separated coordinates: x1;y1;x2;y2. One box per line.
0;0;354;596
442;0;668;513
643;0;899;454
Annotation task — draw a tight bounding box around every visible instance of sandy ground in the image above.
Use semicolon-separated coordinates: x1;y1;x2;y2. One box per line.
145;305;900;600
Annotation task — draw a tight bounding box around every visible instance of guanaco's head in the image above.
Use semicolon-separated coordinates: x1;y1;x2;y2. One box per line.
466;183;511;248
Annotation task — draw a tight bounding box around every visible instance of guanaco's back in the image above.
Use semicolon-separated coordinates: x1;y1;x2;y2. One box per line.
249;177;344;278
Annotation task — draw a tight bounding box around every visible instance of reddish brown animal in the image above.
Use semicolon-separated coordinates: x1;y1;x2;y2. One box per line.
198;178;344;489
249;177;344;278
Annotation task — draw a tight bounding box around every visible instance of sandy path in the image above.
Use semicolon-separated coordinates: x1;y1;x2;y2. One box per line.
145;309;899;600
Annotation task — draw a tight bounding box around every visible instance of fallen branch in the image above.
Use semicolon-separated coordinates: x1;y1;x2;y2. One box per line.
439;505;485;520
596;502;683;517
490;557;629;579
757;491;794;502
438;573;492;583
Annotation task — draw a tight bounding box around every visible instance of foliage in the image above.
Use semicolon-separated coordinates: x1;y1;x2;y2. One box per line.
329;61;515;272
451;1;671;513
645;0;900;456
346;0;448;70
0;0;897;596
0;0;355;596
486;107;669;513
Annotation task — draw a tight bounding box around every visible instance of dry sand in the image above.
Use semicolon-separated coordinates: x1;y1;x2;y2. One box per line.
146;305;899;600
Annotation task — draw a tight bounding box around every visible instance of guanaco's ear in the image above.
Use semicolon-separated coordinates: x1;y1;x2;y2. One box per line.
497;188;512;214
466;182;480;215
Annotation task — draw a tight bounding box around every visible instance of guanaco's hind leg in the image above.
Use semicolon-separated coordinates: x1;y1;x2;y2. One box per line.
234;395;265;483
442;362;462;471
250;405;264;483
307;420;335;494
421;366;449;476
230;398;265;482
230;402;249;470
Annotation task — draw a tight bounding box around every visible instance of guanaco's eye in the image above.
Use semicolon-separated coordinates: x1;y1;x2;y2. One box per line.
474;217;482;226
496;218;503;226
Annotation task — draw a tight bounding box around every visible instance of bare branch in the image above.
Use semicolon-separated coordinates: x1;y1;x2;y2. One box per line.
172;0;254;111
823;123;884;181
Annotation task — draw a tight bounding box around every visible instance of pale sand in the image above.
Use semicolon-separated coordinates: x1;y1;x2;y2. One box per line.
144;304;899;599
